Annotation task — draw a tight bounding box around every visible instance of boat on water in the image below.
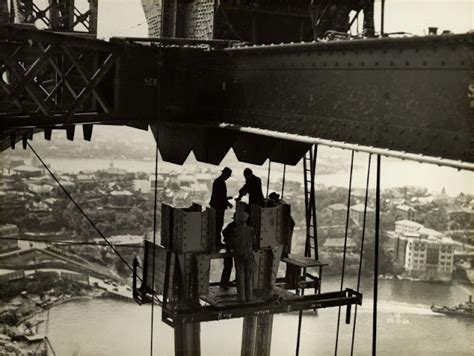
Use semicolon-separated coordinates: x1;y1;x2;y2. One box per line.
431;296;474;318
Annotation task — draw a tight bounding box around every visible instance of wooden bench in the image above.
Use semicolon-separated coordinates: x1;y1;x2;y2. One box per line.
281;254;328;292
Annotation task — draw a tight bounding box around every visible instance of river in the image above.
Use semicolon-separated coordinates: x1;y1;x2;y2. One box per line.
26;150;473;197
37;277;473;355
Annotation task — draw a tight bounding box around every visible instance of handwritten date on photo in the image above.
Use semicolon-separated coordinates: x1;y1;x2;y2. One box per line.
387;314;410;325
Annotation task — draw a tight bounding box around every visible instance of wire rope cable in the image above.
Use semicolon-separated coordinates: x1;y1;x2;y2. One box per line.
334;150;355;356
373;155;381;356
281;164;286;199
350;153;372;355
27;142;140;280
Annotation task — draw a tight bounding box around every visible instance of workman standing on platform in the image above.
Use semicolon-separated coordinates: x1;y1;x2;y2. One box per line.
222;211;256;302
210;167;233;250
312;0;375;39
236;168;265;207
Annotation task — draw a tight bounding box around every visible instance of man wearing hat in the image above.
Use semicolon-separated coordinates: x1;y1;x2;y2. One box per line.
210;167;233;249
236;168;265;207
221;211;256;302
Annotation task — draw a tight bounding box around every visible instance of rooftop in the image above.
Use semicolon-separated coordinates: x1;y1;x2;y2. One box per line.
395;219;423;228
396;204;416;212
350;203;374;213
12;165;42;173
327;203;347;211
323;238;356;248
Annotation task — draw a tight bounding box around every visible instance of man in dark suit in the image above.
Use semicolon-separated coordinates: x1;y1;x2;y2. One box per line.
210;167;233;249
236;168;265;207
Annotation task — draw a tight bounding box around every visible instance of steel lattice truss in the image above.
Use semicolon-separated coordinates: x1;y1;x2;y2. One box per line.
0;26;114;132
11;0;97;33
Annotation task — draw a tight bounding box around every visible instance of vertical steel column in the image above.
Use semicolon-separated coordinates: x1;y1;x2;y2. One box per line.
174;323;201;356
0;0;8;24
372;154;381;356
162;0;178;37
241;314;273;356
255;314;273;356
241;316;257;356
88;0;98;34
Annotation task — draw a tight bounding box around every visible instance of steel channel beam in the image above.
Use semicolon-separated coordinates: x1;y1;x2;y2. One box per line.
162;289;362;324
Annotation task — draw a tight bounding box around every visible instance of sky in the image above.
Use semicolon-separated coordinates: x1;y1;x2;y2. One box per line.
95;0;473;39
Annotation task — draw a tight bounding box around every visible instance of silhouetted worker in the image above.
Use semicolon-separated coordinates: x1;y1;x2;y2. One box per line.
210;167;233;249
236;168;264;207
219;216;236;290
268;192;295;257
222;211;256;302
312;0;375;39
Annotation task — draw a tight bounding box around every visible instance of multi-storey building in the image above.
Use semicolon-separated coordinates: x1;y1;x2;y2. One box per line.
0;224;19;253
350;203;375;226
395;219;423;234
393;220;454;281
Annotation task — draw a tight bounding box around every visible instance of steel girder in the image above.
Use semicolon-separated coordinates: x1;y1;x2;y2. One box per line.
0;26;472;165
161;33;474;163
0;26;158;145
9;0;97;33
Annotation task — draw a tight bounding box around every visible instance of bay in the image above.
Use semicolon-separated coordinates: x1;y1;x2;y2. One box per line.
39;277;473;355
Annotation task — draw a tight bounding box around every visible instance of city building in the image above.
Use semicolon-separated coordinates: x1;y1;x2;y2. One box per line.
393;220;455;281
12;165;43;178
0;224;19;253
28;183;54;194
76;174;96;187
350;203;375;226
110;190;134;207
395;204;416;220
323;238;356;254
395;219;423;234
326;203;347;224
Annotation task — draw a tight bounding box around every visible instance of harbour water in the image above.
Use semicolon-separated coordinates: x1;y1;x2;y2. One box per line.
26;153;474;197
39;277;473;355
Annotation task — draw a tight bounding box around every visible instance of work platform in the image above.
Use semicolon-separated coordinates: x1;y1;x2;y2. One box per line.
133;202;362;333
161;286;361;325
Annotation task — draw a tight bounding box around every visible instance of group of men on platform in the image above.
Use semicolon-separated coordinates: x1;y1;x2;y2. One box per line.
209;167;262;302
209;167;284;302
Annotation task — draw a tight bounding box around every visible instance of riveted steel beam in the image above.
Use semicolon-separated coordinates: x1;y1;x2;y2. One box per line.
161;33;474;163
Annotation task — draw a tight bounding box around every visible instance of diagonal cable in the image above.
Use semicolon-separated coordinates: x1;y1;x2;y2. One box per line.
334;150;355;356
350;153;372;355
27;142;141;281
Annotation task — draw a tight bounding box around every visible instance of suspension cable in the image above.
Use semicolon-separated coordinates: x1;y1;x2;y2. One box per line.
381;0;386;36
281;164;286;199
266;160;272;198
295;144;318;356
334;150;355;356
150;144;159;356
350;154;372;355
27;142;139;280
373;155;381;356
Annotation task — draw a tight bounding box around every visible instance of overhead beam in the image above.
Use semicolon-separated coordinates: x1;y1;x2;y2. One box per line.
163;33;474;163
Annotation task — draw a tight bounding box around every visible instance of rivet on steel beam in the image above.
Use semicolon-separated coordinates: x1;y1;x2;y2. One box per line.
44;128;52;141
83;124;93;141
66;126;75;141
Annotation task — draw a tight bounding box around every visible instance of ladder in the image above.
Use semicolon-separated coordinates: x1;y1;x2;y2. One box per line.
303;145;318;261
